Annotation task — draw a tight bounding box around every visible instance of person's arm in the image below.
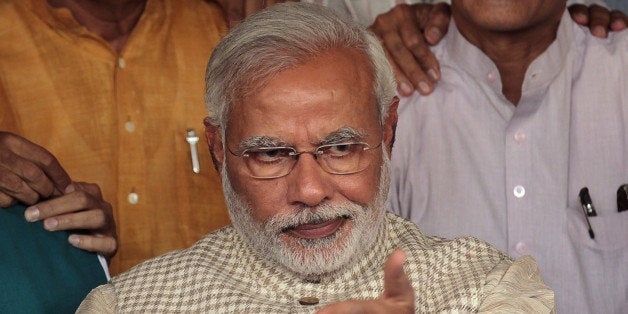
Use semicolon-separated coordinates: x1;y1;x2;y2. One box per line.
0;132;118;260
478;256;555;312
370;3;628;97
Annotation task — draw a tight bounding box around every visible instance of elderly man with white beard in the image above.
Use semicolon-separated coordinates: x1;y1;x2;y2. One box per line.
78;3;554;313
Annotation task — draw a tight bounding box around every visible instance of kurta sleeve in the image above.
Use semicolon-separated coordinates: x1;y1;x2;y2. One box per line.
76;284;117;313
478;255;556;313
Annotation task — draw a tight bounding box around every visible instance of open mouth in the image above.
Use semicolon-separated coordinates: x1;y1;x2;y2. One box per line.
283;215;350;239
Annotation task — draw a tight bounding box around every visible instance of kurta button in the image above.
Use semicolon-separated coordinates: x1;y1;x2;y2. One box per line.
127;192;139;204
124;121;136;133
514;130;526;142
515;241;527;255
298;296;319;305
487;70;496;83
118;57;126;69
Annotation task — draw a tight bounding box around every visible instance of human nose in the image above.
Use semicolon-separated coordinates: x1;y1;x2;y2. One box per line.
286;153;333;207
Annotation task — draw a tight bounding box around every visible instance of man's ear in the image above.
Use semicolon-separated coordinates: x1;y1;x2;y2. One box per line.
383;97;399;155
203;117;224;176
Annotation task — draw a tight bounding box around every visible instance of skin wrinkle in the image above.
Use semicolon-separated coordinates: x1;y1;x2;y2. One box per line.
221;150;391;279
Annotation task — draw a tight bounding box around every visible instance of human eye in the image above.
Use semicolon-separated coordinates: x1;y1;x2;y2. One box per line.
246;147;292;164
322;143;361;158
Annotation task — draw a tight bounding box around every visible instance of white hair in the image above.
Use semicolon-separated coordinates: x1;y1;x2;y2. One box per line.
204;2;396;134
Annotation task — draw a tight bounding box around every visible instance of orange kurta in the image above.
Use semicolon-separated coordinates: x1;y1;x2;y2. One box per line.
0;0;230;274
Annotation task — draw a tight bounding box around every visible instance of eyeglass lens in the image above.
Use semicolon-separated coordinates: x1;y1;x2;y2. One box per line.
243;143;373;178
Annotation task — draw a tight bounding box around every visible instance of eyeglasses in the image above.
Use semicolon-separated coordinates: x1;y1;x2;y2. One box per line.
228;142;381;179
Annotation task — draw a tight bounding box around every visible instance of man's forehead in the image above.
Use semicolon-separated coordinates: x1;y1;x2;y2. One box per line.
225;48;381;147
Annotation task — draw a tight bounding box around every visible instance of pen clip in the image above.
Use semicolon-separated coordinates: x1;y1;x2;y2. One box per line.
186;128;200;174
578;187;595;239
578;187;597;217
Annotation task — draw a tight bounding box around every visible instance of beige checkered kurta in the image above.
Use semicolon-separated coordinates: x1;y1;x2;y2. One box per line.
78;213;554;313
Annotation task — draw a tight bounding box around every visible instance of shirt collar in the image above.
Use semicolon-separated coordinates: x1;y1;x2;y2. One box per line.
25;0;164;44
443;11;576;105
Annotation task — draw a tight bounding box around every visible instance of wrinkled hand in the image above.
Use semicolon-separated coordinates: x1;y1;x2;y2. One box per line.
370;3;627;97
370;3;451;97
317;250;414;314
215;0;298;28
24;182;118;261
568;4;628;37
0;132;118;259
0;132;70;207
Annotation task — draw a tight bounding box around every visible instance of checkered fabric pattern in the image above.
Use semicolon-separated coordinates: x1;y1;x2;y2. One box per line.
85;213;542;312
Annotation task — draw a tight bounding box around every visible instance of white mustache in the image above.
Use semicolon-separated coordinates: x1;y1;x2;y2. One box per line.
265;203;364;234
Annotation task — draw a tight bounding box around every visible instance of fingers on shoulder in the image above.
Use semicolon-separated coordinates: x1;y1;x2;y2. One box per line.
69;233;118;257
610;10;628;31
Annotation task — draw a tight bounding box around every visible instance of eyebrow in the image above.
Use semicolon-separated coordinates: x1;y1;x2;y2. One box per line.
237;136;286;151
320;127;368;145
237;126;368;150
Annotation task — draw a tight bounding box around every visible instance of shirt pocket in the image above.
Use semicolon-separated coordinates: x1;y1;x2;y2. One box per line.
566;205;628;252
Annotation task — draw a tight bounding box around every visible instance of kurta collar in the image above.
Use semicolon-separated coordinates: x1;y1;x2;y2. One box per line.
443;11;576;115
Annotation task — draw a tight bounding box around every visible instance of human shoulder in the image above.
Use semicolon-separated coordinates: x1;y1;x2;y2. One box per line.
92;226;243;310
570;16;628;57
386;213;511;270
76;284;117;313
386;214;540;311
479;256;555;312
111;225;238;287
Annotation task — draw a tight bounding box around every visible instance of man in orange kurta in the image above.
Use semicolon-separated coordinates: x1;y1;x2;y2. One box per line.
0;0;230;274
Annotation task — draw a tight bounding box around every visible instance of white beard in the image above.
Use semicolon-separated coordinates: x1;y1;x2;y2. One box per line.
222;148;391;278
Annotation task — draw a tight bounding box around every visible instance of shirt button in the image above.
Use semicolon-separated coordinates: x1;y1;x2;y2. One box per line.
118;58;126;69
513;185;526;198
514;130;526;142
124;121;136;133
515;242;527;255
298;297;319;305
487;70;496;83
127;192;139;205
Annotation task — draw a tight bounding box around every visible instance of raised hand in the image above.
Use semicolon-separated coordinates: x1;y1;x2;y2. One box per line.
317;249;414;314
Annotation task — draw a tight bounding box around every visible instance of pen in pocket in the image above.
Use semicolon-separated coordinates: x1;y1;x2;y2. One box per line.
618;184;628;212
579;187;596;239
186;128;200;174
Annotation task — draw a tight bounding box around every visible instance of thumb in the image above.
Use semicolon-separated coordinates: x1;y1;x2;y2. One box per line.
383;249;413;301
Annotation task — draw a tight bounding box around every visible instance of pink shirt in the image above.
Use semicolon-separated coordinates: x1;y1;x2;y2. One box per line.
391;12;628;314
